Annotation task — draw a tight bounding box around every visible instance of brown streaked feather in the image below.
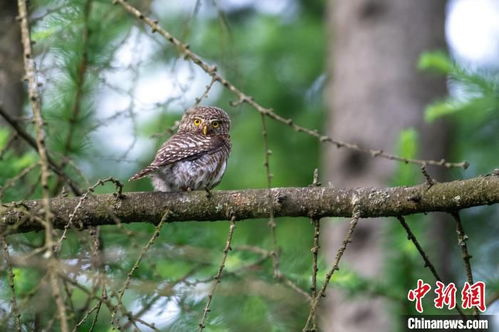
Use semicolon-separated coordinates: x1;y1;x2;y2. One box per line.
129;133;230;181
129;165;159;181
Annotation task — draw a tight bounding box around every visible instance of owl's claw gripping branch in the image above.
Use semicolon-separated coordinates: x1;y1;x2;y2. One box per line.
1;175;497;234
205;188;213;199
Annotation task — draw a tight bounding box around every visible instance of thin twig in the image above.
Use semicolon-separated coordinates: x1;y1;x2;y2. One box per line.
396;216;467;319
258;114;310;299
0;133;18;160
198;216;236;331
309;169;322;330
113;0;469;170
420;165;435;187
259;113;280;278
450;211;477;317
55;178;124;253
0;163;39;200
61;275;159;331
397;216;442;280
111;210;169;328
72;299;101;332
451;212;474;285
310;218;320;329
194;76;217;106
303;207;361;332
281;275;312;301
88;289;105;332
0;106;82;195
72;227;105;332
88;227;104;332
122;267;200;330
0;235;22;332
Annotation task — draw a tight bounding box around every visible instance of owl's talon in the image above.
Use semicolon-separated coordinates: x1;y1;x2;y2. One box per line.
205;188;212;199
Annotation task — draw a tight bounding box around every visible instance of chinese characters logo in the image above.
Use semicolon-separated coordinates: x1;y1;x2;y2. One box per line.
407;279;486;313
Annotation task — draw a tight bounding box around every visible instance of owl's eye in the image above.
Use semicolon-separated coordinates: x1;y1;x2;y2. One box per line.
193;119;201;126
212;121;220;128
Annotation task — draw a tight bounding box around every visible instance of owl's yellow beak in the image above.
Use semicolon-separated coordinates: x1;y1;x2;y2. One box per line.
202;125;208;136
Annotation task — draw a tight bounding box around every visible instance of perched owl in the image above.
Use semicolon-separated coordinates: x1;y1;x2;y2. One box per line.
129;106;231;192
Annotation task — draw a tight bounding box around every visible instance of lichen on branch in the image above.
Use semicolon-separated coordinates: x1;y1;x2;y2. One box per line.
1;174;497;234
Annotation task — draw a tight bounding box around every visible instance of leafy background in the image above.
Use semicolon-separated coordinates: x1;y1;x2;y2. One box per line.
0;0;498;331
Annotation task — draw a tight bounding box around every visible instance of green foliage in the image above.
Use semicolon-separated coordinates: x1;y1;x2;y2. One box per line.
1;2;327;330
0;129;37;177
419;51;499;174
2;0;497;331
32;0;131;161
393;128;420;186
418;51;453;75
413;51;499;320
0;128;39;202
12;267;42;296
420;51;498;125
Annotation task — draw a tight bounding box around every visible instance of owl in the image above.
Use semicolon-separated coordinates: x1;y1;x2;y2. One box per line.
129;106;231;192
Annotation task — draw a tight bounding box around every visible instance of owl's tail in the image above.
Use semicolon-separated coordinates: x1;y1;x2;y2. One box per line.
129;165;157;181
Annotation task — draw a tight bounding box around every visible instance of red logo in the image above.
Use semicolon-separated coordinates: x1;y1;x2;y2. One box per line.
461;281;486;312
408;279;432;313
408;280;486;313
434;281;457;310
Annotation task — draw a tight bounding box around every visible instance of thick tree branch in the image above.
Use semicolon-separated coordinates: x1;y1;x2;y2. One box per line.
1;174;497;233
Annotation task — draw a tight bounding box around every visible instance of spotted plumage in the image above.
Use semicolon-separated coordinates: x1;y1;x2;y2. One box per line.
129;106;231;192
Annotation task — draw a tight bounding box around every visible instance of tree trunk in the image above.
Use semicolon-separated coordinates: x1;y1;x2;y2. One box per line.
0;0;24;123
323;0;448;331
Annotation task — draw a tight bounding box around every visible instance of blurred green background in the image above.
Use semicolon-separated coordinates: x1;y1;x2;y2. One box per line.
0;0;498;331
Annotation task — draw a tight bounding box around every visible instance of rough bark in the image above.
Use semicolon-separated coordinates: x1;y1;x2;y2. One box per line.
324;0;448;330
1;174;497;233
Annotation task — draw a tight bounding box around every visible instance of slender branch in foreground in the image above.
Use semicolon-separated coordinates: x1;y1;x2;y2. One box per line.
198;216;236;331
451;212;474;286
113;0;468;170
111;211;168;329
303;207;361;332
308;169;322;330
1;235;22;332
396;216;467;319
260;113;281;279
1;174;497;233
61;275;160;331
309;217;321;331
17;1;68;331
451;212;478;318
397;216;442;280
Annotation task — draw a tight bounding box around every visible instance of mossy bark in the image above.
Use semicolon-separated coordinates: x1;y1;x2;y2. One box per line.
1;174;497;233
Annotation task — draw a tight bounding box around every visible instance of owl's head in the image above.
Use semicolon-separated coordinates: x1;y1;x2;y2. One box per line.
178;106;231;136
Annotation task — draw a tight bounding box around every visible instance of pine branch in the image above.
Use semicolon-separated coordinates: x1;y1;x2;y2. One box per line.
0;106;82;195
1;174;497;234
